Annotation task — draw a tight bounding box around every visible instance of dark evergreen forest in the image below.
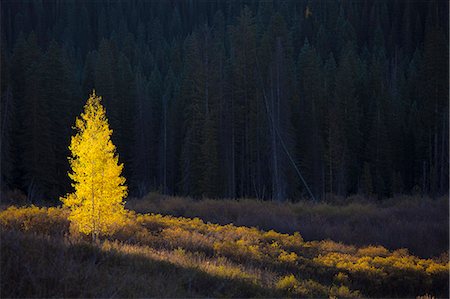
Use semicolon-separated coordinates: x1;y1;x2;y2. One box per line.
0;0;448;202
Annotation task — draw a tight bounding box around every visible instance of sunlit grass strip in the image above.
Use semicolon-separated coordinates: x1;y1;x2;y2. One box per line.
0;205;448;297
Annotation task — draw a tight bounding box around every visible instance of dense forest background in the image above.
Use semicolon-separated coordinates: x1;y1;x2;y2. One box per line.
0;0;448;202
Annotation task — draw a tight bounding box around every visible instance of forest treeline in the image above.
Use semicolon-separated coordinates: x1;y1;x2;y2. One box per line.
0;0;448;202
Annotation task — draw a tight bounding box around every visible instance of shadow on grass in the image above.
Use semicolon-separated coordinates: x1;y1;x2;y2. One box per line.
1;230;281;298
127;195;449;258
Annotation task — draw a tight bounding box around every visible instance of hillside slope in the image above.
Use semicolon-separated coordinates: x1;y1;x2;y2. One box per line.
126;194;449;258
1;206;448;298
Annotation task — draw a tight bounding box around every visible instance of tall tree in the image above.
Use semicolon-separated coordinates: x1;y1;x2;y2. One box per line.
180;33;204;196
132;68;152;196
230;7;261;198
296;40;326;199
0;0;448;201
419;26;449;196
19;34;56;201
41;40;77;196
61;91;128;241
332;42;360;196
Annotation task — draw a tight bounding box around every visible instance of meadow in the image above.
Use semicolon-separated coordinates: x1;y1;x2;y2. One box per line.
1;1;448;297
127;194;449;258
1;199;448;298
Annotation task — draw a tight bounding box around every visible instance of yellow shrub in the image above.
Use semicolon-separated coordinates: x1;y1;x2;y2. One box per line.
208;264;254;281
425;262;448;275
329;285;360;298
276;274;299;292
161;227;212;253
318;240;357;254
1;205;448;298
334;272;349;284
263;230;282;242
214;239;264;263
392;248;410;257
0;205;69;235
297;279;329;297
357;245;390;257
278;250;298;264
263;230;303;250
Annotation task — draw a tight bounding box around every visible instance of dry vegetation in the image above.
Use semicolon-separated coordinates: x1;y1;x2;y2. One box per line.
1;205;448;298
127;193;449;258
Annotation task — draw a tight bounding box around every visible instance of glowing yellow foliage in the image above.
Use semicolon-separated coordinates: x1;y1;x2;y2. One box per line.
276;274;299;292
60;91;128;238
1;206;448;297
357;245;389;257
278;250;298;264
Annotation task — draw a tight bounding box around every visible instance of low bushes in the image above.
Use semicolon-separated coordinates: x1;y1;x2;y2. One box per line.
1;230;276;298
1;205;448;298
0;205;69;235
126;194;448;257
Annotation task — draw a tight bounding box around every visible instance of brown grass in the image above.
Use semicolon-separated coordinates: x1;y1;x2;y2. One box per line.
126;193;449;258
2;231;276;298
0;205;448;298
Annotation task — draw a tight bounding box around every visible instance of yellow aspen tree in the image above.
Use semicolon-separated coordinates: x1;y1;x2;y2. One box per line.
61;90;127;241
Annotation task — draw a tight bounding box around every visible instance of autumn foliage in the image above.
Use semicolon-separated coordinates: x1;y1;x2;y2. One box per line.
0;205;448;298
60;91;128;238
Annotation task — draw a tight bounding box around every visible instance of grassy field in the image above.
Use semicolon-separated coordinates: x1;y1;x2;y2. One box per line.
127;194;449;258
1;204;448;298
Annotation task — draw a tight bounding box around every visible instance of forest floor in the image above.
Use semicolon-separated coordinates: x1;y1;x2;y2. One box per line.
1;196;449;298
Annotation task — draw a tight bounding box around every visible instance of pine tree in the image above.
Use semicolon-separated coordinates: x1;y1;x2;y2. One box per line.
333;42;360;196
270;13;296;200
113;52;136;182
198;25;221;198
0;43;15;192
367;44;392;198
361;162;373;196
82;51;97;98
95;39;115;117
296;40;326;199
1;0;447;200
61;91;128;241
19;33;56;202
132;68;152;196
229;7;261;198
148;66;163;189
41;40;75;197
419;26;448;196
1;86;15;192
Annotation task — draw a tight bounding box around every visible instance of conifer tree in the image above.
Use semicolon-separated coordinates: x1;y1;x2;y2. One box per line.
61;91;127;241
296;40;326;199
20;33;56;201
132;68;152;196
1;0;448;200
41;41;75;196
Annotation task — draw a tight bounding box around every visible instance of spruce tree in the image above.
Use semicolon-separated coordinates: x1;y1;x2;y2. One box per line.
19;33;56;201
41;41;74;197
296;40;326;199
